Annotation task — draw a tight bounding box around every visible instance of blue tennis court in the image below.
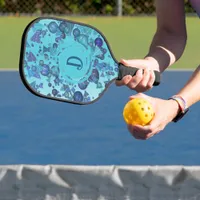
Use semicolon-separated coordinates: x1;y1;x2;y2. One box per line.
0;70;200;165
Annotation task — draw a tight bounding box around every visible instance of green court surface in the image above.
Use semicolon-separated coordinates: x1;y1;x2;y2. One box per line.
0;16;199;70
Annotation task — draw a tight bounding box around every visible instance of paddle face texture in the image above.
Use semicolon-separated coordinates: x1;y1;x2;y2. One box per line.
20;17;119;105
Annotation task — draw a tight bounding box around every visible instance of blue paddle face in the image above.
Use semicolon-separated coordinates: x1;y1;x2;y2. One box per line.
20;17;119;104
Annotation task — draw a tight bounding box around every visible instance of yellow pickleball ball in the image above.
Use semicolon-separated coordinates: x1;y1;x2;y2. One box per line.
123;98;155;126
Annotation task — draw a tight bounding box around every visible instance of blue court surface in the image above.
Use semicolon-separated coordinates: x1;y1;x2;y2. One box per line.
0;70;200;165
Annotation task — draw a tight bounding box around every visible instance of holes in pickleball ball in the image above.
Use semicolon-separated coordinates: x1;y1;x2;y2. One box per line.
123;98;155;126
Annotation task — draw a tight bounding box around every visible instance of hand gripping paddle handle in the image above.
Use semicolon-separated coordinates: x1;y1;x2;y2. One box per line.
117;63;161;86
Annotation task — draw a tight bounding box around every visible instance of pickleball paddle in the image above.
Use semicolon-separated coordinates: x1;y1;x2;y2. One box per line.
19;17;160;105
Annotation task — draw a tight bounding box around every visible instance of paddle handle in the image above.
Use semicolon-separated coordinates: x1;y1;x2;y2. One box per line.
117;63;161;86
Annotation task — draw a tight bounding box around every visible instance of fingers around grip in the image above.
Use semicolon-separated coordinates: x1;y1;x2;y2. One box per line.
115;75;133;86
127;69;143;89
133;69;155;92
138;68;151;88
117;63;161;86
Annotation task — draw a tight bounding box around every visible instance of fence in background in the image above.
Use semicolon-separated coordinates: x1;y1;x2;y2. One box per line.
0;0;195;16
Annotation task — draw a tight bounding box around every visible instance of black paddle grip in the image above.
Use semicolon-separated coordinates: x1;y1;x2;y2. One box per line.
117;63;161;86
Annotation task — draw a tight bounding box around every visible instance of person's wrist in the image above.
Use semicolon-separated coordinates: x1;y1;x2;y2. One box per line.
168;95;189;122
167;99;181;121
144;56;160;72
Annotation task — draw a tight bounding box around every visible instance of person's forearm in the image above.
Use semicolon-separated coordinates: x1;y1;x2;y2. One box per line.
189;0;200;17
176;65;200;108
145;29;187;72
